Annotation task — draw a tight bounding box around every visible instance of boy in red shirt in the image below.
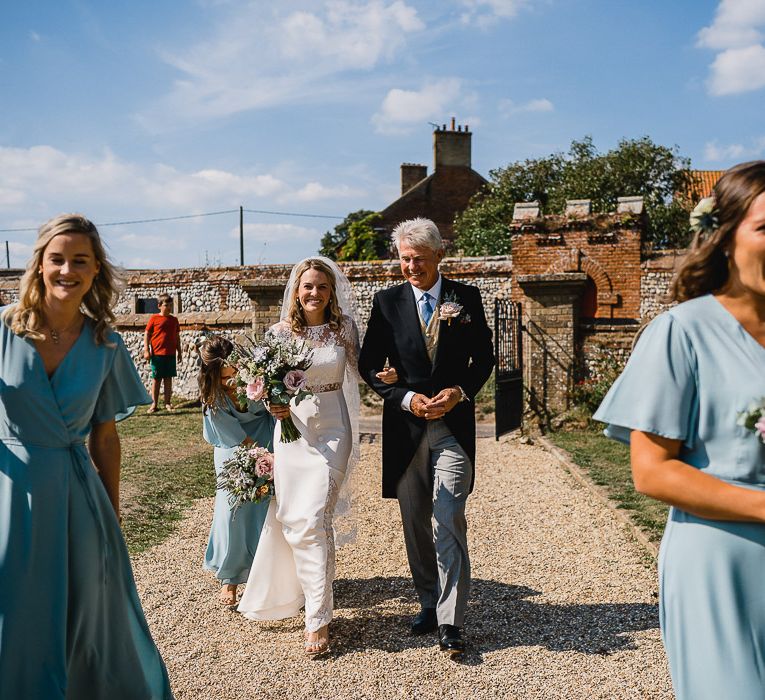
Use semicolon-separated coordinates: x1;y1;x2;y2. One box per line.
143;294;182;413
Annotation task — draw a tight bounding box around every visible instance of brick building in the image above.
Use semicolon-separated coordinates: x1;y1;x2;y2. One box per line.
377;118;487;245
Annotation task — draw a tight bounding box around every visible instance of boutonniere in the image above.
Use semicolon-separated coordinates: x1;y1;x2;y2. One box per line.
737;399;765;443
437;291;471;326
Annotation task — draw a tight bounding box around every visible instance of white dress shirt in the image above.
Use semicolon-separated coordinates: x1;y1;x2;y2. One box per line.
401;277;442;412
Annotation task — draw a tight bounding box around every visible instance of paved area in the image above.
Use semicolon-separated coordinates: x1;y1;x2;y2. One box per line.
132;435;672;700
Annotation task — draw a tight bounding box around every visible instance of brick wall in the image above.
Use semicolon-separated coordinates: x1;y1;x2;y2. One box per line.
510;214;642;319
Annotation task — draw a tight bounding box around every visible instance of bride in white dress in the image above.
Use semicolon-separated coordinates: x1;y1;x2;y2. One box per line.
237;257;361;655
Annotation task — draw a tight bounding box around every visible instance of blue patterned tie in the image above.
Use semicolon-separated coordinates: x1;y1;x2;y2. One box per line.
420;292;433;326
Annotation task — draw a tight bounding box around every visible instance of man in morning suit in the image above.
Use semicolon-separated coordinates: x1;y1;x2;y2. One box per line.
358;217;494;655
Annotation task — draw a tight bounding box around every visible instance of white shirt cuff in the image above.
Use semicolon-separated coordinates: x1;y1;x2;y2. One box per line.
402;391;415;412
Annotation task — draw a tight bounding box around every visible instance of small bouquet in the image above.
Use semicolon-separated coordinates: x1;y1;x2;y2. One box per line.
216;444;275;516
737;399;765;443
228;331;314;443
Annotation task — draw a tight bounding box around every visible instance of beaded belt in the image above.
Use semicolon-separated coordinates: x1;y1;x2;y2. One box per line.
309;382;341;393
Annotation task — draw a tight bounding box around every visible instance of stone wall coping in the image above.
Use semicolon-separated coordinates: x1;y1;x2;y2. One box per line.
115;310;252;330
518;272;588;284
641;250;686;271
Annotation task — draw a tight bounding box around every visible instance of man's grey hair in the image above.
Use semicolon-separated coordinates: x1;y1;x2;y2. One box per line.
391;217;443;253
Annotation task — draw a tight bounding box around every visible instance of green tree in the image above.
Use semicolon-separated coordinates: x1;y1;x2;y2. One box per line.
318;209;375;259
336;212;386;261
455;136;698;255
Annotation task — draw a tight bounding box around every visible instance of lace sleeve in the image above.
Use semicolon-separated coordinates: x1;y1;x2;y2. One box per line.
341;315;361;381
269;320;292;339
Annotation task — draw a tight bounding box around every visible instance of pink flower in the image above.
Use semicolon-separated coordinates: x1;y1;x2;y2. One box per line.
245;376;265;401
755;416;765;442
283;369;307;394
255;452;274;477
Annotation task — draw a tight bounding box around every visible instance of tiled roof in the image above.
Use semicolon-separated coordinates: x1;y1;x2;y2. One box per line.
690;170;725;198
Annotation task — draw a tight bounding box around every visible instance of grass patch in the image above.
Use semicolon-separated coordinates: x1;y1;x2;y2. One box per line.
118;404;214;555
548;428;668;543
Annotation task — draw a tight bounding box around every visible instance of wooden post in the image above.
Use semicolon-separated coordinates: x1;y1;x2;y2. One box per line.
239;206;244;266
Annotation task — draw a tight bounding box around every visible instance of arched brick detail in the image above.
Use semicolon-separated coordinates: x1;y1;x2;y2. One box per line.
545;248;613;296
579;256;612;296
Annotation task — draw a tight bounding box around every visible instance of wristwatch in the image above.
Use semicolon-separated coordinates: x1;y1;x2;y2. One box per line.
455;385;469;402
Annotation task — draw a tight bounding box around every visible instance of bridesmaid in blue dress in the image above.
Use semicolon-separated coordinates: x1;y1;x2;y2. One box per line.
199;335;274;607
0;214;173;698
594;161;765;700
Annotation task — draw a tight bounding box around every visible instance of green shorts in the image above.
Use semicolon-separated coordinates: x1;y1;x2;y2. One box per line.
150;354;177;379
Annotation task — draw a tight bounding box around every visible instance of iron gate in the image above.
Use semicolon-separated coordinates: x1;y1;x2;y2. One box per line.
494;298;523;439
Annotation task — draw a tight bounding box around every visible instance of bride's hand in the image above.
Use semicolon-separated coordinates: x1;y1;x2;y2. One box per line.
376;366;399;385
268;403;291;420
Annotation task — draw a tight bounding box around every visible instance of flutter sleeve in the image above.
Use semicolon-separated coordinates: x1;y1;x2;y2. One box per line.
91;333;152;424
593;312;698;447
202;400;248;448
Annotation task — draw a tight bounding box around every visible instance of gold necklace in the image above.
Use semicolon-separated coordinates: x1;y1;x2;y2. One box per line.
46;316;82;345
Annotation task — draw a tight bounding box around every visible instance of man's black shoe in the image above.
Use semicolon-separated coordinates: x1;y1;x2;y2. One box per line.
438;624;465;655
410;607;437;635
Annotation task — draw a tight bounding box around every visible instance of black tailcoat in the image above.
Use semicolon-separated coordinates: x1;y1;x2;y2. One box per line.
358;277;494;498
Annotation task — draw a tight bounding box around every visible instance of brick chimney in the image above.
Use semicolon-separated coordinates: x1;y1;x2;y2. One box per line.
400;163;428;194
433;117;471;170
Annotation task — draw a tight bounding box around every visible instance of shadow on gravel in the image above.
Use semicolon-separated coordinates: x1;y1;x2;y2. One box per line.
332;576;659;664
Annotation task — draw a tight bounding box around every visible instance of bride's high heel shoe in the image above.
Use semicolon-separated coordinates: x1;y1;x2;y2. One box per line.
304;626;330;656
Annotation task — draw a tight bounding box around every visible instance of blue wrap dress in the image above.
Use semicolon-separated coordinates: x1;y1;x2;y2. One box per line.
0;313;173;699
594;294;765;700
203;394;273;585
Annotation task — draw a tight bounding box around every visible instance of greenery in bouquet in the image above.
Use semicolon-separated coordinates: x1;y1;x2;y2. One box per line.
737;399;765;443
216;444;274;516
227;331;314;443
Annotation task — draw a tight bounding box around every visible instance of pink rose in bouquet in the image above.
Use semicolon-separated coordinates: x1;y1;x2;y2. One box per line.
245;376;265;401
283;369;308;394
255;452;274;478
755;416;765;442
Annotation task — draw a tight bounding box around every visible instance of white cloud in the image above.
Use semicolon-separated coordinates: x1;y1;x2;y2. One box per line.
698;0;765;95
372;78;464;134
0;144;364;266
138;1;424;130
290;181;364;203
499;97;554;117
233;222;319;243
29;31;41;42
460;0;529;27
704;137;765;162
707;44;765;95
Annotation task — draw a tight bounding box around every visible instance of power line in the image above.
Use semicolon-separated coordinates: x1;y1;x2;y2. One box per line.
0;206;344;233
243;208;343;220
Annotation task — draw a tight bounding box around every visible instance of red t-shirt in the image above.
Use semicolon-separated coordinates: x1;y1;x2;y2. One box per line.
145;314;180;356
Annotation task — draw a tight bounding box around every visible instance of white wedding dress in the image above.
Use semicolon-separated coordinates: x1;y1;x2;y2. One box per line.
238;315;360;632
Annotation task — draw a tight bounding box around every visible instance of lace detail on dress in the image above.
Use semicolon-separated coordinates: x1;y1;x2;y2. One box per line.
308;472;340;632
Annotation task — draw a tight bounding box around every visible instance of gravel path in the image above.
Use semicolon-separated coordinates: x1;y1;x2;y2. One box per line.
132;435;672;700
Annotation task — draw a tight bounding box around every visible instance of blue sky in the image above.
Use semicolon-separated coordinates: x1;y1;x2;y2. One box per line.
1;0;764;268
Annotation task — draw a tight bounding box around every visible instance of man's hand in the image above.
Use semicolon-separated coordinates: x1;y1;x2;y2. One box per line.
410;393;431;418
376;366;399;385
423;387;462;420
143;350;151;361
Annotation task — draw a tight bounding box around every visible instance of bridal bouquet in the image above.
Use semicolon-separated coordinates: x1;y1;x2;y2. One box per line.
228;331;314;443
216;444;275;516
737;398;765;443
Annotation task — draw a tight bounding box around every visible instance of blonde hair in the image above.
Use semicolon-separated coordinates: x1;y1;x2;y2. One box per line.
672;161;765;302
1;213;122;345
198;335;233;413
286;258;343;333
